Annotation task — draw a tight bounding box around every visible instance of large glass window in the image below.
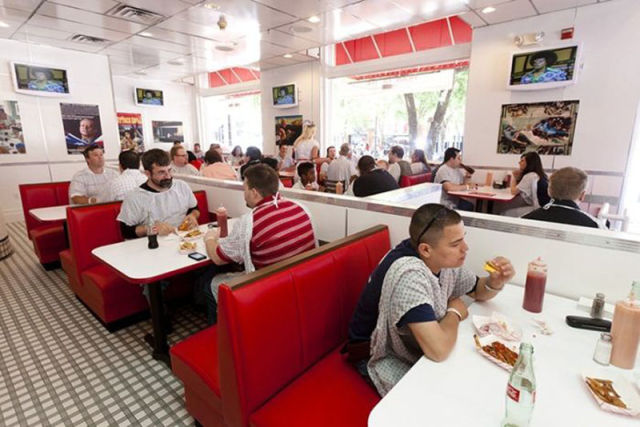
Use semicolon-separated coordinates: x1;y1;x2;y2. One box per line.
330;66;468;163
201;91;262;152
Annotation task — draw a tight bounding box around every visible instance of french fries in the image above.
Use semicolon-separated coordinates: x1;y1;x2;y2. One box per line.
185;229;202;238
474;335;518;367
484;261;499;274
585;377;627;409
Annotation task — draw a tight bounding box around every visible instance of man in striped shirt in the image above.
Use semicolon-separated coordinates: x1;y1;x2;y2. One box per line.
201;164;317;323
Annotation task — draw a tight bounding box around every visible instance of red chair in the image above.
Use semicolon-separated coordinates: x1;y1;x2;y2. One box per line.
399;172;432;188
190;160;203;171
19;181;70;269
193;190;211;224
66;202;148;329
170;225;390;427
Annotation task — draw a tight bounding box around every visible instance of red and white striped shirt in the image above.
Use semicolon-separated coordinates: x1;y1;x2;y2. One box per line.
216;194;316;269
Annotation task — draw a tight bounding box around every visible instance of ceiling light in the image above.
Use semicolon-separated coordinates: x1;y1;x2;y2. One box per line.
134;70;147;75
283;53;293;59
139;31;153;37
0;21;9;28
215;43;235;52
481;6;496;14
290;24;313;34
168;59;185;66
307;15;320;24
203;2;220;10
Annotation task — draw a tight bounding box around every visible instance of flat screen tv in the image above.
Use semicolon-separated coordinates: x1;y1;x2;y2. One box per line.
11;62;70;96
508;44;580;90
134;88;164;106
272;83;297;108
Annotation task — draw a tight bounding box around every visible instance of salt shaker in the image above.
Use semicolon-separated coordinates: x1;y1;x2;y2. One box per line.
590;293;605;319
593;333;612;365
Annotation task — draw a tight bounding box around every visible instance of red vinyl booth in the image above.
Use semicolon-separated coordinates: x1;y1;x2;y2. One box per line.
399;172;432;188
170;225;390;427
66;202;149;328
19;181;70;269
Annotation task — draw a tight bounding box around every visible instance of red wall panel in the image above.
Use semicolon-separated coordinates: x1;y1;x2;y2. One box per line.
408;19;452;51
374;28;413;57
449;16;473;44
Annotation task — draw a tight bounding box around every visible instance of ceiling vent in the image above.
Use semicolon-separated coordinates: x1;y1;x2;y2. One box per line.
106;3;164;24
69;34;110;44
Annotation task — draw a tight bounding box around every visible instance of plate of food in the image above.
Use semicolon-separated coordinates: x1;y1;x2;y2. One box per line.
179;241;197;254
583;371;640;417
182;228;203;241
474;334;518;371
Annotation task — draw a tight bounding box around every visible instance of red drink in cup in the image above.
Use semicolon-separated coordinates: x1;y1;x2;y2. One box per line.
523;258;547;313
216;206;228;238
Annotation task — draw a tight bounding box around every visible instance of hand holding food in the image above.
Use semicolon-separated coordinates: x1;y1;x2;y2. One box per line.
485;257;515;290
155;222;175;236
178;214;198;231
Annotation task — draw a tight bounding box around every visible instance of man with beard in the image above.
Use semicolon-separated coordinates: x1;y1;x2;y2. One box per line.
117;148;199;239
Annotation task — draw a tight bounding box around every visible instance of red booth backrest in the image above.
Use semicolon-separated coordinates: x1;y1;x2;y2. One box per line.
399;172;432;188
66;202;123;273
218;226;390;427
19;181;70;235
193;190;210;224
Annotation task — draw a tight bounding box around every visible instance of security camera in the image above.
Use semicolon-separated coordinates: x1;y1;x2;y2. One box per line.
217;15;227;30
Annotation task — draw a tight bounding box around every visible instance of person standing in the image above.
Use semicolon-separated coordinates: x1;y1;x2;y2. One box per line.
69;144;118;205
293;123;320;165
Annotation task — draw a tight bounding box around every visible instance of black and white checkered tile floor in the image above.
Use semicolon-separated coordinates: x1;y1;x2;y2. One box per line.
0;222;206;426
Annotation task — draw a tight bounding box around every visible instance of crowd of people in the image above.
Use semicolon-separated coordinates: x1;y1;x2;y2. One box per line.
64;128;610;401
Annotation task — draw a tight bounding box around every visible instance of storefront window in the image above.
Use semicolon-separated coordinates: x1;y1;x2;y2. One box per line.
201;92;262;152
330;66;468;163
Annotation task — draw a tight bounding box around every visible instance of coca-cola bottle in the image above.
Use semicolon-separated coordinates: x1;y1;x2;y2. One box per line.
502;342;536;427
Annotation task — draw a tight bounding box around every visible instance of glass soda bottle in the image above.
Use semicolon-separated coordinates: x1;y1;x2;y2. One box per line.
146;212;158;249
502;342;536;427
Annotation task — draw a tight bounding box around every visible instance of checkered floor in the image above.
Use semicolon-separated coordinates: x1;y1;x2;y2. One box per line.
0;222;206;426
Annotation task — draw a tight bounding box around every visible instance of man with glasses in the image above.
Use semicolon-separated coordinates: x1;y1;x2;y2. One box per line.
117;149;199;239
169;145;198;176
346;203;515;396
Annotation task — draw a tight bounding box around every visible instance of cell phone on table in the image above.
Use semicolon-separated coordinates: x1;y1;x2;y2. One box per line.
188;252;207;261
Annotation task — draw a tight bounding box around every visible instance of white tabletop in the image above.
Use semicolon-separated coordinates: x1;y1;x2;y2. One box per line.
29;205;70;222
92;220;237;283
368;285;638;427
448;186;516;202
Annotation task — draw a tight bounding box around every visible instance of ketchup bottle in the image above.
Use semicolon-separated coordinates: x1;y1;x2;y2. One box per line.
216;206;228;238
523;257;547;313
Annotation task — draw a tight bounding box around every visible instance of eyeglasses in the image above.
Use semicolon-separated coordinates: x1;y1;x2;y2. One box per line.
414;207;449;245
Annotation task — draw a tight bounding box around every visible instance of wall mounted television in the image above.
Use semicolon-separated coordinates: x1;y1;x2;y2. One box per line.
11;62;70;96
272;83;297;108
508;44;580;91
134;88;164;106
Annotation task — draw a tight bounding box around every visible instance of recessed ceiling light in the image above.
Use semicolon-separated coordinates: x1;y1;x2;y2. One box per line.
139;31;153;37
168;59;185;66
290;24;313;34
481;6;496;14
215;44;235;52
203;2;220;10
283;53;293;59
0;21;9;28
134;70;147;75
307;15;320;24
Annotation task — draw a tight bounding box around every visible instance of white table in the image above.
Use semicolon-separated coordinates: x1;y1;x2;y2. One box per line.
448;186;516;213
29;204;70;222
368;285;638;427
92;220;237;363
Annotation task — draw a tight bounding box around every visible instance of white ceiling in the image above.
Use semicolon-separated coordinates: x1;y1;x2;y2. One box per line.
0;0;612;82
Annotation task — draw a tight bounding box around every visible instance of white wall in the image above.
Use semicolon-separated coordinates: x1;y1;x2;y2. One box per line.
464;0;640;206
112;75;198;151
0;39;119;221
260;61;321;155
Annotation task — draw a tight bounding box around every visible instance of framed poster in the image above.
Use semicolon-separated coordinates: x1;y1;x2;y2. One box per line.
0;100;25;154
60;103;103;154
497;100;579;155
275;115;302;146
152;120;183;143
117;112;144;152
